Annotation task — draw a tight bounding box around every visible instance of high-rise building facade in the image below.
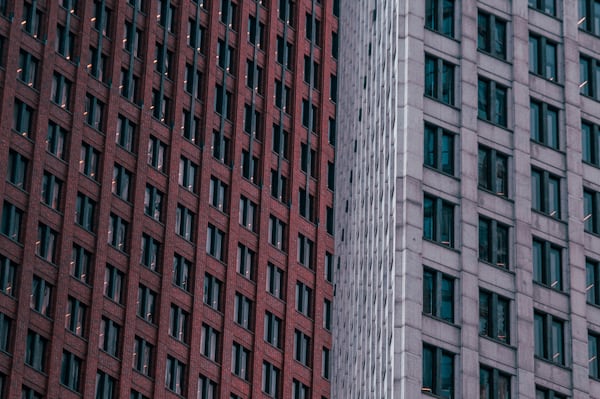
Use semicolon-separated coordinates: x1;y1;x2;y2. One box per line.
0;0;337;398
334;1;600;398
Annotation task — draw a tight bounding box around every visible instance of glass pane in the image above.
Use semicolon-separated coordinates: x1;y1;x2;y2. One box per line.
425;0;435;30
498;374;510;399
545;42;557;80
479;368;491;399
551;320;563;364
546;107;558;148
479;292;490;336
585;191;594;232
440;352;453;398
440;202;453;246
530;101;540;141
590;334;598;378
425;57;436;98
496;298;509;342
548;177;560;218
441;277;454;322
423;270;434;315
442;0;454;36
582;123;592;163
441;134;453;174
494;87;507;126
477;13;489;51
422;346;433;391
494;20;506;58
479;219;490;262
478;149;490;189
532;240;543;283
496;225;508;268
424;126;436;168
478;80;489;120
581;58;590;95
531;171;542;211
534;314;545;358
586;261;597;304
423;197;434;240
529;36;539;74
442;63;454;104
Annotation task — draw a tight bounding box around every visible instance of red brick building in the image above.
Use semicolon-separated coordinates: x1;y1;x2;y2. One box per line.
0;0;337;397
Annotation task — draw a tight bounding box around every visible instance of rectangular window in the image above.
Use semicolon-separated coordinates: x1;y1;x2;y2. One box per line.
120;68;140;103
123;21;143;58
478;11;507;59
583;120;600;166
262;362;280;398
41;171;62;210
580;54;600;99
237;244;255;280
423;194;455;247
478;77;508;127
178;156;198;193
278;0;294;26
217;39;235;74
1;202;23;243
231;342;250;380
301;143;318;178
276;35;294;70
0;312;11;354
296;281;312;318
325;252;334;283
22;2;44;38
133;336;154;376
535;386;566;399
13;98;34;137
181;109;200;144
184;63;203;100
157;0;176;33
322;347;331;379
534;311;564;365
590;331;600;379
89;46;109;82
22;386;43;399
306;13;322;46
151;89;172;124
215;84;233;120
99;316;120;358
165;356;186;394
269;215;287;251
580;0;600;34
587;258;600;306
175;205;194;242
204;273;222;311
31;275;52;317
478;146;508;197
530;0;556;15
169;304;189;344
144;185;163;222
65;296;86;337
425;54;455;105
137;284;157;324
585;188;600;234
533;238;562;291
244;103;263;138
264;311;282;348
422;343;454;398
148;136;167;172
530;99;559;149
272;124;290;160
198;375;218;399
328;162;335;191
108;214;128;252
294;329;311;367
425;0;454;37
267;263;284;299
104;264;124;304
0;255;17;297
529;33;558;82
130;390;150;399
47;121;67;160
85;93;105;132
95;371;115;399
140;234;160;272
75;193;96;234
479;290;510;344
297;234;315;269
187;18;205;53
234;293;252;330
302;99;319;133
424;123;454;175
18;49;40;89
93;0;112;37
212;131;231;164
201;323;220;362
220;0;238;29
112;164;132;201
26;330;47;372
423;267;454;323
239;196;257;232
154;42;174;79
210;176;228;212
248;15;265;49
173;254;191;292
478;216;509;268
60;351;82;392
274;80;291;112
51;72;72;110
241;149;259;183
80;142;100;180
479;365;511;399
292;380;309;399
531;168;561;218
206;224;225;261
272;171;289;203
7;150;29;191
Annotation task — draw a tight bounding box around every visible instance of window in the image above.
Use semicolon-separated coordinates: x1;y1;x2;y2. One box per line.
75;193;96;233
7;150;28;190
47;121;67;160
51;72;72;110
173;254;191;292
328;162;335;191
22;386;42;399
85;94;105;132
18;50;39;89
587;258;600;305
533;238;562;291
301;99;319;133
530;0;556;16
130;390;149;399
206;225;225;260
133;336;154;376
535;386;567;399
215;85;233;120
157;0;176;33
231;342;250;380
301;143;318;178
296;281;312;318
269;215;286;251
425;54;455;105
137;285;157;324
144;185;163;222
262;362;280;398
31;276;52;317
212;131;231;164
590;331;600;379
184;63;203;100
275;80;291;112
278;0;294;25
210;177;228;212
423;194;454;247
217;39;235;73
93;0;112;37
292;380;309;399
234;293;252;330
71;243;91;284
95;371;115;399
422;343;454;398
41;171;62;210
267;263;284;299
187;18;205;53
585;188;600;234
80;142;100;180
175;205;194;242
151;90;172;124
306;13;322;46
140;234;160;272
1;202;23;243
325;253;334;283
322;347;331;379
239;196;257;231
272;124;290;159
65;296;86;337
478;146;508;197
22;2;44;38
294;330;311;367
580;0;600;34
169;305;189;343
424;123;454;175
155;42;174;79
478;11;507;59
264;312;282;348
204;273;222;311
248;16;265;48
201;323;220;362
534;311;564;365
0;312;10;353
531;168;561;218
298;234;315;269
99;316;120;358
425;0;454;37
116;115;136;152
583;120;600;166
26;330;47;372
165;356;185;394
423;267;454;323
60;351;82;392
479;216;509;268
330;74;338;103
479;290;510;343
241;149;259;183
148;136;167;172
108;214;128;252
13;98;34;137
89;46;109;82
272;171;289;203
220;0;238;29
479;365;511;399
104;264;124;304
530;99;559;149
237;244;255;280
198;375;218;399
244;103;263;137
478;77;508;127
529;33;558;82
276;35;293;70
181;109;200;144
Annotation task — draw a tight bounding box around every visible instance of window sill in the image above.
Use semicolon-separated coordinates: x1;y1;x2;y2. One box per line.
530;208;565;224
478;258;510;273
478;186;512;202
529;6;561;21
423;164;459;181
135;315;157;329
477;49;510;65
424;26;459;42
6;181;28;194
424;94;459;110
11;128;34;142
479;334;513;349
99;348;121;362
17;79;40;92
584;228;600;237
528;71;562;87
477;116;511;132
533;280;568;296
534;355;569;370
530;138;562;153
422;312;459;328
422;237;459;253
132;368;154;381
70;274;91;288
0;233;23;247
422;389;454;399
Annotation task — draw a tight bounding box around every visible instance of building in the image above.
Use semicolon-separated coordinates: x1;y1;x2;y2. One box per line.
0;0;337;398
334;1;600;398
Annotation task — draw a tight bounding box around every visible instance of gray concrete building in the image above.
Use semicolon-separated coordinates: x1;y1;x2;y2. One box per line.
333;0;600;398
